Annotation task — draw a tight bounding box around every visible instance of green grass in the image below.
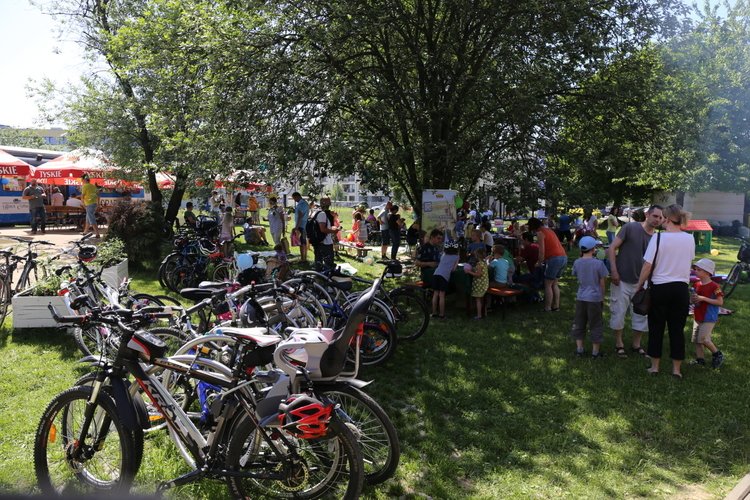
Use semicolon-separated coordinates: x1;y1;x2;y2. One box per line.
1;235;749;498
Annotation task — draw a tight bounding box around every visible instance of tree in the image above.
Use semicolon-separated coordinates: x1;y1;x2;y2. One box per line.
0;128;47;149
548;47;707;209
665;1;750;193
240;1;684;216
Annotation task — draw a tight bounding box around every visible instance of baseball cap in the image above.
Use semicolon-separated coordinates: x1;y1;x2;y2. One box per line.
693;258;715;275
578;236;599;252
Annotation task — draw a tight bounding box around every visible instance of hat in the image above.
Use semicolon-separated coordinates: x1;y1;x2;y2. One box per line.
693;258;715;275
578;236;600;252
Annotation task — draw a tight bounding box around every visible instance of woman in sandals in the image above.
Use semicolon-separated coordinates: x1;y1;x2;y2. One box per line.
637;204;695;379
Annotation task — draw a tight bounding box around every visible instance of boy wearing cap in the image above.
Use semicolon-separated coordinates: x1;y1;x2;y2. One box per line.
571;236;609;358
690;258;725;368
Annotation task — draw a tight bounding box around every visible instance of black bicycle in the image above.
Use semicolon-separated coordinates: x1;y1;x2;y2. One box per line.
722;237;750;299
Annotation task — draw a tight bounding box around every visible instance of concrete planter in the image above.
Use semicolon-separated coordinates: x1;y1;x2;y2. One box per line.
101;258;129;289
11;295;73;329
11;259;127;329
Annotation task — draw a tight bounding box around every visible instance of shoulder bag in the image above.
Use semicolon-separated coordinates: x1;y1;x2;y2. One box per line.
632;232;660;316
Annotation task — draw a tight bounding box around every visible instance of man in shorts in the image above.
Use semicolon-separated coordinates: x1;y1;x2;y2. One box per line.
81;175;101;238
608;204;664;357
292;192;310;263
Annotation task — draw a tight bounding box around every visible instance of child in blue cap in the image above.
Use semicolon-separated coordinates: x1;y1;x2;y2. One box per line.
571;236;609;357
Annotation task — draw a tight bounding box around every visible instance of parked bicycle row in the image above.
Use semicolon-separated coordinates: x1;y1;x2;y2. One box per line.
21;234;429;497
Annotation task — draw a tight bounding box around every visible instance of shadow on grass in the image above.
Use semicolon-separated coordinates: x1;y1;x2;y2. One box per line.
362;239;750;498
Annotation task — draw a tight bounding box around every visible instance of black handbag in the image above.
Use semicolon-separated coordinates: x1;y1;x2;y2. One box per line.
632;232;660;315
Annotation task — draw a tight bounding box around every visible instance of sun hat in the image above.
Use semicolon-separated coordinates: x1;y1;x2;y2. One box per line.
578;236;599;252
693;258;715;275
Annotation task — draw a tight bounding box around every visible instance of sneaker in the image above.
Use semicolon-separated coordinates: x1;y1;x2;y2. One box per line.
591;352;605;359
689;358;706;366
711;351;724;369
575;350;585;358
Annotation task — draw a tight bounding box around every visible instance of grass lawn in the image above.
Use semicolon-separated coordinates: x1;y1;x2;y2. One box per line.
1;233;749;498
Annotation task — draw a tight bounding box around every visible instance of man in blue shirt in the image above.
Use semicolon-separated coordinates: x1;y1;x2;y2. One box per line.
557;212;573;250
292;192;310;262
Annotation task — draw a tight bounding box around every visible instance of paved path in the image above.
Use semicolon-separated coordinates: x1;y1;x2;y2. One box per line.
0;226;107;250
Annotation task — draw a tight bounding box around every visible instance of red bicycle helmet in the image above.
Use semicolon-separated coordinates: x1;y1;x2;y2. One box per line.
278;394;333;439
78;245;98;263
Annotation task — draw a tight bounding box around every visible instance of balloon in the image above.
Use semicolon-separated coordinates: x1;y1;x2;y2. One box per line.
0;178;8;185
455;196;463;209
710;249;720;256
363;255;375;266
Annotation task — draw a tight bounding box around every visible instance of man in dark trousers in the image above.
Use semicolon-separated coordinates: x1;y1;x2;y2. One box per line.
22;179;47;234
313;197;341;270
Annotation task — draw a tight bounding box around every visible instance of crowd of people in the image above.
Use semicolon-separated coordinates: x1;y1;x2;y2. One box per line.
193;193;723;380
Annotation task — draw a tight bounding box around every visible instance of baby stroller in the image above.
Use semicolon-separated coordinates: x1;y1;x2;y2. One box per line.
366;222;381;244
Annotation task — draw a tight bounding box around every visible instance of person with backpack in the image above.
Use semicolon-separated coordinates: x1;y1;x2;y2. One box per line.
378;201;392;260
310;196;340;270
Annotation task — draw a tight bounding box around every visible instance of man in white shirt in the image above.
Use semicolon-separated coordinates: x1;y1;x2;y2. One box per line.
66;195;83;208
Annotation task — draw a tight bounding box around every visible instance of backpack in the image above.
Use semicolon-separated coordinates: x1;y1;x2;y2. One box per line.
305;209;327;246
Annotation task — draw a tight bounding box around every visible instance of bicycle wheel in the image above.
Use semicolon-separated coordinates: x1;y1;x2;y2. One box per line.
73;324;114;358
34;386;137;495
320;383;400;485
389;288;430;341
0;277;9;327
722;262;742;299
212;262;233;283
355;312;397;367
225;413;364;499
72;374;145;470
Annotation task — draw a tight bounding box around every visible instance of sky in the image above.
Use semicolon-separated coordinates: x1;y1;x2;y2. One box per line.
0;0;88;128
0;0;726;129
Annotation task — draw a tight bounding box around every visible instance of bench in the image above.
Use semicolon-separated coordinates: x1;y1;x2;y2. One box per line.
334;241;371;260
46;206;85;230
481;286;523;319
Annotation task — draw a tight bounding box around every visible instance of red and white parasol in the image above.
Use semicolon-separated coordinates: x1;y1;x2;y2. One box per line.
0;149;35;176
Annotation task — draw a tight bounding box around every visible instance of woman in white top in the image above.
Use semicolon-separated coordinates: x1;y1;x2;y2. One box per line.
637;204;695;378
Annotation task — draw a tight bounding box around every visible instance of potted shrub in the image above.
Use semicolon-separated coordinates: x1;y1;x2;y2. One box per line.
95;238;128;289
11;238;128;329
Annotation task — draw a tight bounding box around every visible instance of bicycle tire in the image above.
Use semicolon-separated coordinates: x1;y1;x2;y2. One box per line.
212;262;232;283
354;311;397;367
0;278;9;327
72;374;145;471
722;262;742;299
225;413;364;499
73;324;113;358
389;288;430;341
320;383;400;485
34;386;137;495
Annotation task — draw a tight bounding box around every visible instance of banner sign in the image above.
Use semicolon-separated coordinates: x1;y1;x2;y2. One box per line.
421;189;457;236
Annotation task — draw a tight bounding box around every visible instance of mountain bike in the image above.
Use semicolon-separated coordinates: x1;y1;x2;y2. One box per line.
36;303;364;498
722;237;750;299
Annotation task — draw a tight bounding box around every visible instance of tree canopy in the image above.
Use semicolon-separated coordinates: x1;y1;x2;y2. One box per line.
32;0;750;215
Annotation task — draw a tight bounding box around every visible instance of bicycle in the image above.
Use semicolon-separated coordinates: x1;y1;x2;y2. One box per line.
36;303;364;498
722;237;750;298
1;235;56;294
